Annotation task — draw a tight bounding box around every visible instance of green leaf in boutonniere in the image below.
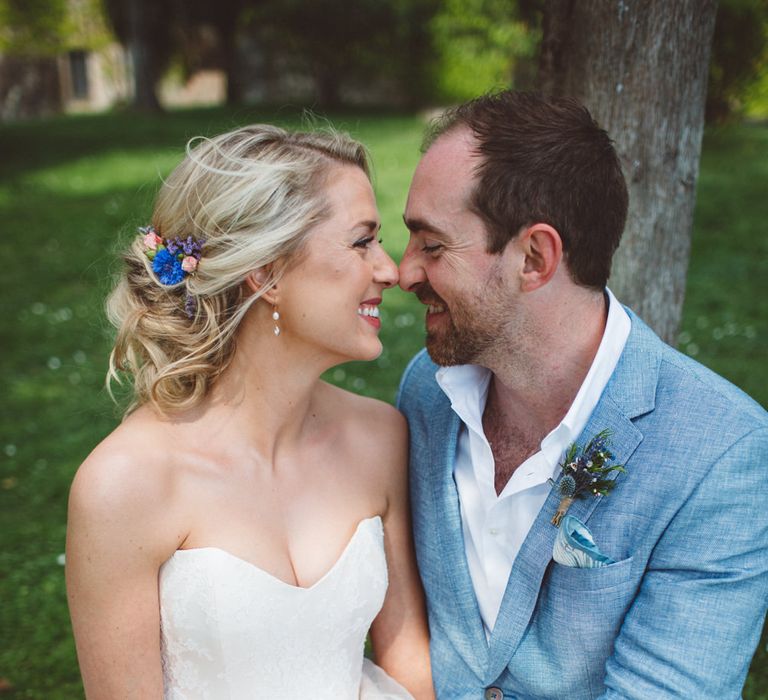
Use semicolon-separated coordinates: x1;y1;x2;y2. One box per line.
548;429;626;527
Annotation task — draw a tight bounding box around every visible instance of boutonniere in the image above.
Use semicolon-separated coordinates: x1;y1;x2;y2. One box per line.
548;429;626;527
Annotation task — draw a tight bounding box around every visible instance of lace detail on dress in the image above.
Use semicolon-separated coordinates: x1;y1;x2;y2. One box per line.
159;516;413;700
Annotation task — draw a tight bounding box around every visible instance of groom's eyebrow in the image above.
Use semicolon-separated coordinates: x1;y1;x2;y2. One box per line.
402;215;443;236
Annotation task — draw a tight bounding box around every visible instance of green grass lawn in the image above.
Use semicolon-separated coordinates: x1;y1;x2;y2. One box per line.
0;107;765;699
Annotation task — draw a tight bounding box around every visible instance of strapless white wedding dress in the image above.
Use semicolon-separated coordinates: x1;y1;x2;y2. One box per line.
159;516;414;699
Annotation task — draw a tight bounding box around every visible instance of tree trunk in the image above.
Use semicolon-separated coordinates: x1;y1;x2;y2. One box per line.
126;0;163;113
539;0;718;344
210;0;245;105
223;39;242;105
315;65;342;109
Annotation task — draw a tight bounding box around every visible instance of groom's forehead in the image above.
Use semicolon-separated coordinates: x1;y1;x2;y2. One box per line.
418;127;479;175
408;133;480;210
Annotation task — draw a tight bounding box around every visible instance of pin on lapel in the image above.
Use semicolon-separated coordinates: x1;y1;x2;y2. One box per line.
549;429;626;526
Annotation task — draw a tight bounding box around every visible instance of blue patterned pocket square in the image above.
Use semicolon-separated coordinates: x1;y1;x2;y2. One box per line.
553;515;616;568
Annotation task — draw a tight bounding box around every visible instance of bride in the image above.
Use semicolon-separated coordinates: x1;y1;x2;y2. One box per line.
66;124;434;699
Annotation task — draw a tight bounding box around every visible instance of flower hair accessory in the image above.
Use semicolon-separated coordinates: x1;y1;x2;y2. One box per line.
548;429;626;527
139;225;204;286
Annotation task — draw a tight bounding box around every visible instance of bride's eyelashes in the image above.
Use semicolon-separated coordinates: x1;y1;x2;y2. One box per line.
353;235;374;248
352;236;384;249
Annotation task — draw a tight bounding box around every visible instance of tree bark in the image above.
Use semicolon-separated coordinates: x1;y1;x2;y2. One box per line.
206;0;246;105
315;64;342;109
539;0;718;344
125;0;164;112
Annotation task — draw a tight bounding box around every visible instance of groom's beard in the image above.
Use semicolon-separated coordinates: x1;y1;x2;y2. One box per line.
416;280;503;367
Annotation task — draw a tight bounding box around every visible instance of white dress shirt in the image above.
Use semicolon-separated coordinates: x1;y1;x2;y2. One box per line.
435;289;631;636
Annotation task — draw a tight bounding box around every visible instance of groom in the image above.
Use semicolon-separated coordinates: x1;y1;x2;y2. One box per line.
396;91;768;699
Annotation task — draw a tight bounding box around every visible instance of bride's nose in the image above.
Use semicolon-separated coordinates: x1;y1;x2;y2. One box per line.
374;247;399;288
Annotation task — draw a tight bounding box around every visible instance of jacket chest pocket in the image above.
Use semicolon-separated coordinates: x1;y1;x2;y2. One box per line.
508;557;637;699
520;557;639;697
534;556;636;654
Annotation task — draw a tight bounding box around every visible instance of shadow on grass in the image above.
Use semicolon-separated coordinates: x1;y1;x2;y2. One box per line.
0;103;424;182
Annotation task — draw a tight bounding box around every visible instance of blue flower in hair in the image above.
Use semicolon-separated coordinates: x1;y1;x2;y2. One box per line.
152;248;185;285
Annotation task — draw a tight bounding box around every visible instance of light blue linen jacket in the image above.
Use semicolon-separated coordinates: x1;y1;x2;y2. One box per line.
397;310;768;699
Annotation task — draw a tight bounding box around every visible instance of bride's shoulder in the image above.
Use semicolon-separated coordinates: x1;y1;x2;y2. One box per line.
315;382;407;486
317;381;406;439
69;409;184;558
74;409;173;493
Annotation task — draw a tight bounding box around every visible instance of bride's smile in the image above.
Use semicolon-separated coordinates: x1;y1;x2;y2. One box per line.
267;164;398;366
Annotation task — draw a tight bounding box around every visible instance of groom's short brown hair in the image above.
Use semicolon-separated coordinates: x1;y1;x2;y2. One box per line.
425;91;628;290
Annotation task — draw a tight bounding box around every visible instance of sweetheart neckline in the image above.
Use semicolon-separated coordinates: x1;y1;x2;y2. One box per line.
165;515;382;592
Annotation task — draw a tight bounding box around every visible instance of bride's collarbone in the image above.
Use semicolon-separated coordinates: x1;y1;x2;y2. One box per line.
165;436;386;584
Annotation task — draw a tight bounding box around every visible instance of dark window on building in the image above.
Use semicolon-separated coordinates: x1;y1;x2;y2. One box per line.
69;50;88;99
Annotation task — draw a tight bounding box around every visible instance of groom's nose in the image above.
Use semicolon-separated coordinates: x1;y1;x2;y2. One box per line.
398;237;426;293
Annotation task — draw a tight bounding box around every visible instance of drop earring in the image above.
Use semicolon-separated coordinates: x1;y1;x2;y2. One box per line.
272;306;281;336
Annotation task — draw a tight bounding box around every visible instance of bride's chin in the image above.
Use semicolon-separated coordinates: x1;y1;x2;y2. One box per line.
349;340;384;364
365;338;384;361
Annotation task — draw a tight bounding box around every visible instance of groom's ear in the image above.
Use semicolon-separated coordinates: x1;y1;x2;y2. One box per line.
518;223;563;292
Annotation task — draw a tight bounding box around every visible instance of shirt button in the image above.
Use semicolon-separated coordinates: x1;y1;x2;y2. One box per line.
485;688;503;700
489;528;499;536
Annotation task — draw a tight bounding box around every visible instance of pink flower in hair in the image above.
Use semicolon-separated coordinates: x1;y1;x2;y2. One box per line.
143;230;163;250
181;256;198;273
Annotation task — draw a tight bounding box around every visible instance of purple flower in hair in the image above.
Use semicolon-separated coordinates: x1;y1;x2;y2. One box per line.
182;235;203;255
184;293;197;318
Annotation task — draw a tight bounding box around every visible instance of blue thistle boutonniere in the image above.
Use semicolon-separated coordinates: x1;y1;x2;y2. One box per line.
548;429;626;527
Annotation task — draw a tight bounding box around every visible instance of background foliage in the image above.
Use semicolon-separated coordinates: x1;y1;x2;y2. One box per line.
0;0;110;55
707;0;768;121
429;0;538;101
2;0;766;119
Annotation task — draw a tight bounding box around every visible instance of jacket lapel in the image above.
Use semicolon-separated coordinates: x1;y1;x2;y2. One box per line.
428;400;490;677
483;311;660;683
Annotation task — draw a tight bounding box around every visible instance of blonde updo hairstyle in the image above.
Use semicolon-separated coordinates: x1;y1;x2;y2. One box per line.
107;124;370;415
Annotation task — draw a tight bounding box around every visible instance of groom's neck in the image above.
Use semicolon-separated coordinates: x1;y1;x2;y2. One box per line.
482;287;608;441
